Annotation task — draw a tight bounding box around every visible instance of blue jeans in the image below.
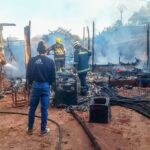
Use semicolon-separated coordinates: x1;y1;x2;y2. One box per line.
28;82;50;131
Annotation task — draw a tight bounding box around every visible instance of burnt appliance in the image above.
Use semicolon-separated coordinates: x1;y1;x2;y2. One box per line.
54;72;77;107
89;97;111;123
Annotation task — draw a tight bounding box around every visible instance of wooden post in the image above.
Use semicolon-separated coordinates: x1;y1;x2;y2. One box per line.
83;27;85;48
92;21;95;71
24;21;31;68
147;24;149;69
87;26;90;50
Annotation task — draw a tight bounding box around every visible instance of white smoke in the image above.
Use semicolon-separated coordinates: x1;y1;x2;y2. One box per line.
4;62;24;79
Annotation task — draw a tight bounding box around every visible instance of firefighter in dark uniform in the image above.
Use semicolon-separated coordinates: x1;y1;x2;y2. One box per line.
48;37;65;71
73;41;91;96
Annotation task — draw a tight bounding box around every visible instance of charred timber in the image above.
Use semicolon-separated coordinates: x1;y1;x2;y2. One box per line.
109;79;137;87
69;108;101;150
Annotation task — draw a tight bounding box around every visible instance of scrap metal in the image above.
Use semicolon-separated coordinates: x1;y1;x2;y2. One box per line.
11;78;28;107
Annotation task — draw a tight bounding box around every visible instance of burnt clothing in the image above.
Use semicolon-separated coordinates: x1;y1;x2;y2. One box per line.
74;47;91;74
49;43;65;61
26;55;56;85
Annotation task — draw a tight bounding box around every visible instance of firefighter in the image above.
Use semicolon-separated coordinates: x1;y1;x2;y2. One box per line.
48;37;65;71
73;41;91;96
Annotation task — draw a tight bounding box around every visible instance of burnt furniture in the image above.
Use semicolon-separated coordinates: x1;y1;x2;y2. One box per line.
54;72;77;107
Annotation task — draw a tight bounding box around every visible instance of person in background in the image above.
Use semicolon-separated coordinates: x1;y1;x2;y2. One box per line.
47;37;65;71
73;41;91;96
26;41;56;135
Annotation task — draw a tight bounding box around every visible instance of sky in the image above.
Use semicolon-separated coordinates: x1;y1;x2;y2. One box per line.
0;0;148;39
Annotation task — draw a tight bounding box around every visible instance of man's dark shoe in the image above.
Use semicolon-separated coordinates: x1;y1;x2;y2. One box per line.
27;128;33;135
41;128;50;135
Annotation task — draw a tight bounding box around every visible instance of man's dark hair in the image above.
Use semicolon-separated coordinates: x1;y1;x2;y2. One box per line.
37;41;46;54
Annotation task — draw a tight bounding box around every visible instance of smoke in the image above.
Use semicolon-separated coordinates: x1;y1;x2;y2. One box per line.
41;28;81;67
4;40;26;79
4;62;23;79
94;25;147;65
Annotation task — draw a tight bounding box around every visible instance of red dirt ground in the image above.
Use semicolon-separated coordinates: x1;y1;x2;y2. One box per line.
0;89;150;150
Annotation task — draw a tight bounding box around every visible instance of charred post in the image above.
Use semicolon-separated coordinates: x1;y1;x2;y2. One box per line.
87;26;90;50
83;27;85;48
24;20;31;68
147;23;150;69
92;21;95;71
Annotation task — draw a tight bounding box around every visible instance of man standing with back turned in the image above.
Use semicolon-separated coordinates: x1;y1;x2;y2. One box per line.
26;41;56;135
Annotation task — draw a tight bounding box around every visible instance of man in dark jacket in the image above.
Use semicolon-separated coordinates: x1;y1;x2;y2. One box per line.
26;41;56;135
48;37;65;71
73;41;91;96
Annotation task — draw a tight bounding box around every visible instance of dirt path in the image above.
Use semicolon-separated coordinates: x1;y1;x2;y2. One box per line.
0;94;150;150
0;96;93;150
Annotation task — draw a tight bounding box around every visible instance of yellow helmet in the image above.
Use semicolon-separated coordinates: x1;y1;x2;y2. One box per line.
56;37;62;44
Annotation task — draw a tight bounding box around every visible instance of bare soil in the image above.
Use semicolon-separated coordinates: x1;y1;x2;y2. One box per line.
0;89;150;150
